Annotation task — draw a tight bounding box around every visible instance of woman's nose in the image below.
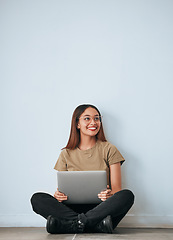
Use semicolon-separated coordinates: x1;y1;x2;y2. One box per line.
90;118;97;124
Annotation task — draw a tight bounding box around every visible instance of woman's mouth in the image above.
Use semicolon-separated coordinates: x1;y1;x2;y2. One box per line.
87;127;97;131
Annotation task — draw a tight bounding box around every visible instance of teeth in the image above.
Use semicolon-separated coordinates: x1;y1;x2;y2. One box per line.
88;127;96;130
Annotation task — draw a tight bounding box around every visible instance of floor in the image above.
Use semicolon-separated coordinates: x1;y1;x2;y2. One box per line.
0;228;173;240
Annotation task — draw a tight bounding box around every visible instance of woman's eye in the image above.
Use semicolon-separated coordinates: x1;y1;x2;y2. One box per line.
95;117;99;121
84;117;90;121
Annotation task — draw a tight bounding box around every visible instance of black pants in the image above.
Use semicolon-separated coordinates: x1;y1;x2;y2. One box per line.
31;189;134;230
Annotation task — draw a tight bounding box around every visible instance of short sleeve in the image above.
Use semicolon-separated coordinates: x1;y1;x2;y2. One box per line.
107;143;125;166
54;150;67;171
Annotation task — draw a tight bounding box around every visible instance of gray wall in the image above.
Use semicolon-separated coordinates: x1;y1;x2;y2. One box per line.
1;0;173;227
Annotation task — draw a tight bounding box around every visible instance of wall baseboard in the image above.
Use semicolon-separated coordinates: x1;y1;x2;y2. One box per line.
0;214;173;228
118;215;173;228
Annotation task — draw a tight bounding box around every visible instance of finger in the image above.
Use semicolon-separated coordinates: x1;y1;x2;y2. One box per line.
56;188;61;193
98;192;112;199
98;193;105;199
54;192;67;199
57;188;63;194
58;193;67;197
58;198;67;202
58;197;67;202
98;193;107;199
100;190;107;194
56;195;67;201
98;194;101;199
56;192;67;197
101;195;109;200
57;189;67;196
99;191;109;196
99;190;112;196
57;194;68;199
57;189;62;194
106;189;111;192
101;189;111;194
55;195;68;201
101;198;107;201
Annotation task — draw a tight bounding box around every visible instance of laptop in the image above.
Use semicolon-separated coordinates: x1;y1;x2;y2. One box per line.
57;170;107;204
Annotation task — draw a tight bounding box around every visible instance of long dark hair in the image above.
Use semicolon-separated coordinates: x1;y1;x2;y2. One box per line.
63;104;107;150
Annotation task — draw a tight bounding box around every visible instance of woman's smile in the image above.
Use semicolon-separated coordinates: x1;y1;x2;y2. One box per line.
87;126;97;131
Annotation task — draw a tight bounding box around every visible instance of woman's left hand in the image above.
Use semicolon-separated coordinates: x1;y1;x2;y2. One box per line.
98;187;113;201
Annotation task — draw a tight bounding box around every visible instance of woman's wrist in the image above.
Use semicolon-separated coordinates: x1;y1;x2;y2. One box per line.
110;188;122;195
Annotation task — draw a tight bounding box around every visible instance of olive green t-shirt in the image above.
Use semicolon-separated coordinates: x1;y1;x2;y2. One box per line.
54;140;125;185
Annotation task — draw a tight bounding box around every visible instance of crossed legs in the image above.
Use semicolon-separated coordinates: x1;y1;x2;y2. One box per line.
31;189;134;230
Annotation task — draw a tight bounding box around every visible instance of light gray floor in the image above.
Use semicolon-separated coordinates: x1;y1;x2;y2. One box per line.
0;228;173;240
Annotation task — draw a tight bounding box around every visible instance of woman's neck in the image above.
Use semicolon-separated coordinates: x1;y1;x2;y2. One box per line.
78;136;97;150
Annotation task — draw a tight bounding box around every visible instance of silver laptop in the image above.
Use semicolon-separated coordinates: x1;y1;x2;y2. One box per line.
57;171;107;204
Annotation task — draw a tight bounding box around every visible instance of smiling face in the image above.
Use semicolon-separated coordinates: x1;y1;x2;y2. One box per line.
77;107;101;138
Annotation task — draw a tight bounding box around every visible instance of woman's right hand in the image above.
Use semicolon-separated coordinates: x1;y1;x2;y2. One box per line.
54;188;68;202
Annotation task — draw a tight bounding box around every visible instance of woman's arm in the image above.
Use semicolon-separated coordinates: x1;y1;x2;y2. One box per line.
98;162;122;201
110;162;122;194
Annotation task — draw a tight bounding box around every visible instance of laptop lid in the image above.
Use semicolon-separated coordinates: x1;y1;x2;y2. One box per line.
57;171;107;204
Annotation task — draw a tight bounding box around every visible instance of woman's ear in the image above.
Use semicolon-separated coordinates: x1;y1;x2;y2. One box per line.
77;123;80;129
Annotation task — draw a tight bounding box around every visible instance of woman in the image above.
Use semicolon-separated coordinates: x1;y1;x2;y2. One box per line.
31;104;134;234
